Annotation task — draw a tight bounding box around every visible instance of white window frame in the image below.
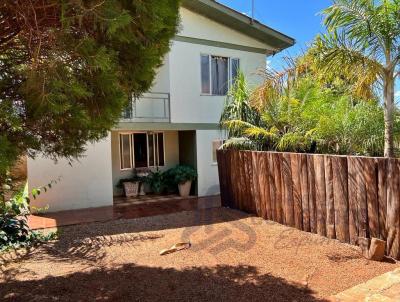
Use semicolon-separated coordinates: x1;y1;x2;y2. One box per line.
200;54;240;96
211;139;225;164
119;131;165;170
147;131;166;168
119;133;133;170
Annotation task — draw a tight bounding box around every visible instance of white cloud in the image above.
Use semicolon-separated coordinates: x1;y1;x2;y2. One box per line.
395;91;400;97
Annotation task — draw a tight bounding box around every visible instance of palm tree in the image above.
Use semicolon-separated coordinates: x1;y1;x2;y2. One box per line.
316;0;400;157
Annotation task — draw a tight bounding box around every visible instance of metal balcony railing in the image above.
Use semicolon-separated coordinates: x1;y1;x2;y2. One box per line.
121;92;170;122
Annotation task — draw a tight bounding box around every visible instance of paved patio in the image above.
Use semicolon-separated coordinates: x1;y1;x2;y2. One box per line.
28;195;221;229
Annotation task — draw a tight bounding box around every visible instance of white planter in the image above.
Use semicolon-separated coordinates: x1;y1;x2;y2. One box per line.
178;180;192;197
123;181;140;197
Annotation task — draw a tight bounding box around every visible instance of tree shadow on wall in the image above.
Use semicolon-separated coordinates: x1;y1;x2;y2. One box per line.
0;264;329;302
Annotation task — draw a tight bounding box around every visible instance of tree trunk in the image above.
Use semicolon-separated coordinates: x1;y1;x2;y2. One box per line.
383;73;395;158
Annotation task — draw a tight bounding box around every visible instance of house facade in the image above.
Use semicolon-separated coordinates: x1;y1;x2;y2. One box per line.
27;0;294;212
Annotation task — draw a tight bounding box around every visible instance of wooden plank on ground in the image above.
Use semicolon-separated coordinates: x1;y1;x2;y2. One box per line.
333;156;349;243
281;153;295;227
347;156;358;244
314;154;327;237
307;154;317;233
386;159;400;259
291;153;303;230
377;158;387;241
300;154;310;232
325;155;336;239
365;158;379;239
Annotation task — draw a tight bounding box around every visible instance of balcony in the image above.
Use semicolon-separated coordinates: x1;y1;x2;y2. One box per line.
121;92;170;123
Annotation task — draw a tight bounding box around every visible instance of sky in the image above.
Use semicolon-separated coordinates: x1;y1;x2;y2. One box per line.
218;0;399;99
218;0;332;69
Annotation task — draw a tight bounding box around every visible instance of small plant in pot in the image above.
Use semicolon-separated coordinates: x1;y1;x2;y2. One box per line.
172;165;197;197
145;170;165;195
117;174;141;197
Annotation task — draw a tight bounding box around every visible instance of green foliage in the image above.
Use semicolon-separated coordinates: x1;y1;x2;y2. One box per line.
170;165;197;184
0;0;181;178
314;0;400;157
146;171;165;194
0;181;57;252
221;73;399;156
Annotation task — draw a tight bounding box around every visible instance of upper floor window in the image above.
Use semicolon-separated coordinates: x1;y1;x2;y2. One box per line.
201;55;240;96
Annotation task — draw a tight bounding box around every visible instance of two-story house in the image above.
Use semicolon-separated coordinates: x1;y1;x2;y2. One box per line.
28;0;295;212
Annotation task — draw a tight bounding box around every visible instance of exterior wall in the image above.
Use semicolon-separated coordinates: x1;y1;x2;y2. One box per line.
28;135;113;212
111;130;180;196
195;129;224;196
179;8;272;49
169;41;266;124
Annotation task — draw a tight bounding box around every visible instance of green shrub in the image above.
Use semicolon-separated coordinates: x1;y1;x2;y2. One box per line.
171;165;197;185
145;171;165;194
0;181;56;252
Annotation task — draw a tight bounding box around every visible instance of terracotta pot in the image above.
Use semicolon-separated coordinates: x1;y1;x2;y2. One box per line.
178;180;192;197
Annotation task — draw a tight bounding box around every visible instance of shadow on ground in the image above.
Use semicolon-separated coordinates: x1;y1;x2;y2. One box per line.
1;208;253;266
0;264;328;302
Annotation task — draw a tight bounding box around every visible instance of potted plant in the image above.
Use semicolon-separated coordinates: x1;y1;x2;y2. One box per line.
172;165;197;197
117;175;140;197
163;168;178;194
136;168;151;196
116;170;146;197
146;170;165;195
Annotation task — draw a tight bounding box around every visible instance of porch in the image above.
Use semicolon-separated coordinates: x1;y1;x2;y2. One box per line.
28;195;221;230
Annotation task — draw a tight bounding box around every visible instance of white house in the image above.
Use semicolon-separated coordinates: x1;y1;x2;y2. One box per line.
27;0;294;212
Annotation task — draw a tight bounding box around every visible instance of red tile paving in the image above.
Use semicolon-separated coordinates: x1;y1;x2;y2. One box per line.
28;195;221;230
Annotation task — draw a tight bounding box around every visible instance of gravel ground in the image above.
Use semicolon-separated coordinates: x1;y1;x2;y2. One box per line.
1;207;398;301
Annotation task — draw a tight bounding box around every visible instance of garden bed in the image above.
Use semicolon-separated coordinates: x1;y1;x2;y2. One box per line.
0;208;398;301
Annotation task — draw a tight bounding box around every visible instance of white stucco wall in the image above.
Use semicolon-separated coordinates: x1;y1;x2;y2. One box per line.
179;8;273;49
28;135;113;212
169;41;266;124
196;129;224;196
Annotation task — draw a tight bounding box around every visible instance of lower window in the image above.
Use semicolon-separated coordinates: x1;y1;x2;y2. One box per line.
119;132;165;169
212;139;224;163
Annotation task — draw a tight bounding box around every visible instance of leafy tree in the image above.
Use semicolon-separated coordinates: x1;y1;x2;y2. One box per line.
315;0;400;157
220;64;400;156
0;0;180;180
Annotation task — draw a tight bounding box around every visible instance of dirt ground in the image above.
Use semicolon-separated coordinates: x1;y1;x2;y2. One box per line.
1;208;398;301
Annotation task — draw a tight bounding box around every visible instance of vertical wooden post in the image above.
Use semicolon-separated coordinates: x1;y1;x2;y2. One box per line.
377;158;387;241
314;155;327;236
307;154;317;233
251;152;261;217
347;156;359;244
325;155;336;239
281;153;295;227
263;153;274;221
291;153;303;230
356;157;368;239
333;156;350;243
300;154;310;232
272;153;284;224
386;159;400;259
365;158;379;238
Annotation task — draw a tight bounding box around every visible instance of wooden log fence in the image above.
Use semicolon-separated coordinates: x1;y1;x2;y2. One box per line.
217;150;400;259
